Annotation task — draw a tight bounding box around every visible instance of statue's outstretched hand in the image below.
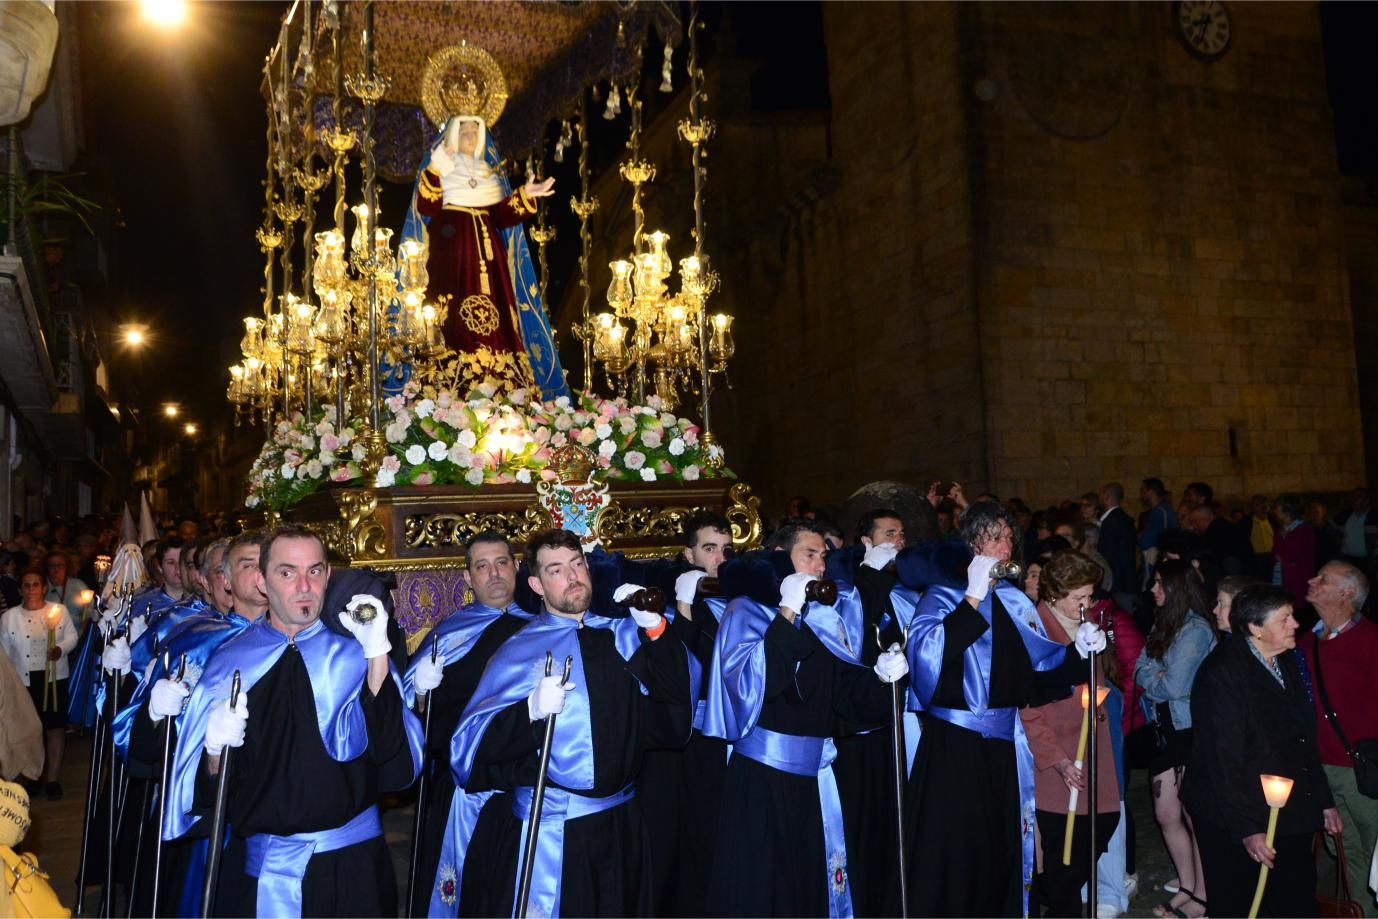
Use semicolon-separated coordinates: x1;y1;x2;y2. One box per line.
523;176;556;199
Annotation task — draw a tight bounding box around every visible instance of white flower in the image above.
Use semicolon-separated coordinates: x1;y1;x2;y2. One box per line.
375;467;396;488
245;494;261;509
405;444;426;465
352;444;366;461
515;468;532;484
314;419;334;437
641;430;663;449
428;440;448;461
596;423;612;439
318;449;336;466
385;420;409;444
554;413;573;431
682;464;701;481
624;450;646;470
555;395;571;409
305;460;324;479
448;443;473;467
618;416;637;435
660;413;677;428
298;434;316;451
640;467;657;482
598;439;617;458
668;437;685;456
456;430;478;449
280;463;296;480
464;467;485;486
508;388;529;406
415;398;436;418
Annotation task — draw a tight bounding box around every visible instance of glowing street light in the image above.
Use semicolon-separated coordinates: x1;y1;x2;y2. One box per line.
140;0;187;27
119;323;148;348
183;422;199;436
162;403;180;418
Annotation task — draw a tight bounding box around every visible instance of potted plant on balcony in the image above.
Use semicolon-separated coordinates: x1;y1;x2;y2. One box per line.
0;169;99;253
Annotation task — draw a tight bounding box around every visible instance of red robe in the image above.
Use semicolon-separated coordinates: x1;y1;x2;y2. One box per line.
416;166;539;395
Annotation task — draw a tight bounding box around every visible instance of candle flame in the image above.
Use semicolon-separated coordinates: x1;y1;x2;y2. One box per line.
1259;774;1294;808
1079;684;1112;709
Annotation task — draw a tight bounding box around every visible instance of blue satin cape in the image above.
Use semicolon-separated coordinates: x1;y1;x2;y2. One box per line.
163;616;424;842
402;601;533;708
430;610;700;917
904;580;1068;916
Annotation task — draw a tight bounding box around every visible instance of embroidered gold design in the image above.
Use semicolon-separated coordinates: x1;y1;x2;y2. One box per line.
459;295;500;336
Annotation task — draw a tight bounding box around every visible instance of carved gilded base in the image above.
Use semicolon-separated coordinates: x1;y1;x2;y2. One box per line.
276;480;762;570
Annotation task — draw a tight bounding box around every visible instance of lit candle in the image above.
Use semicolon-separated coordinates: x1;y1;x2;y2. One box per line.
43;604;61;711
1248;774;1295;918
1063;683;1112;865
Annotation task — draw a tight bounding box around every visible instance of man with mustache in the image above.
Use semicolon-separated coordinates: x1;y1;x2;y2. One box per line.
162;524;422;916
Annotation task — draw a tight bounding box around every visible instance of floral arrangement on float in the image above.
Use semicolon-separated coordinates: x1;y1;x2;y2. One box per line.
245;379;731;512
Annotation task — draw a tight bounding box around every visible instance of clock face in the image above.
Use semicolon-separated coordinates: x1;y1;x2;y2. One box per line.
1176;0;1231;59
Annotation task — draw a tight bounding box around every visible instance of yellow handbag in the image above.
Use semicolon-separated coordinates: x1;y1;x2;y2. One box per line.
0;846;69;919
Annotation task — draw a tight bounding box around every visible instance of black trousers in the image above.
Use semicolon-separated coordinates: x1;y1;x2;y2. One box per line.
1196;817;1317;918
1034;809;1120;917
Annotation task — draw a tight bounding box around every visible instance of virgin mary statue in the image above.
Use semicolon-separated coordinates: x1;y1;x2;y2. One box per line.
401;47;568;400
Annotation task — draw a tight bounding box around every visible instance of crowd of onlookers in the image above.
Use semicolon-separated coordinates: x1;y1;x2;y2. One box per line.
783;479;1378;917
0;509;232;799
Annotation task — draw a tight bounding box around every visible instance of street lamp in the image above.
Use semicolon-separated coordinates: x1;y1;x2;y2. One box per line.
119;323;148;348
183;422;198;436
140;0;187;28
162;402;180;418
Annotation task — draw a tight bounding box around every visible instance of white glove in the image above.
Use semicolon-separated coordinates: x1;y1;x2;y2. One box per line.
102;637;131;676
148;678;190;723
964;555;1001;603
674;569;709;605
874;643;909;684
527;673;575;721
429;144;456;177
205;696;248;756
613;584;664;631
413;655;444;695
779;573;816;613
862;543;900;571
128;615;148;645
339;596;392;659
98;608;120;635
1074;623;1108;659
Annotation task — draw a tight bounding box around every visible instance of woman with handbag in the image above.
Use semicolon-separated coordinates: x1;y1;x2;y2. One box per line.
1186;585;1343;917
1134;560;1216;918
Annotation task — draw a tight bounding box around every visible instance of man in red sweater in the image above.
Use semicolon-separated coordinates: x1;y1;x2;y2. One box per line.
1302;560;1378;913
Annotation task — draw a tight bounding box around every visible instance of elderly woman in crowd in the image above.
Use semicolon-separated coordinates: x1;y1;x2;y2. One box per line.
1135;559;1216;918
1020;550;1122;916
1186;585;1341;917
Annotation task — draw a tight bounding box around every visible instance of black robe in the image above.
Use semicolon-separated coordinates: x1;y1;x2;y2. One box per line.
457;624;692;917
641;594;729;917
832;564;908;919
193;643;415;917
409;611;529;917
904;596;1087;918
707;613;895;918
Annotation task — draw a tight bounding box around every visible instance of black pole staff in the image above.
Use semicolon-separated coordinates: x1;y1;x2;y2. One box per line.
74;613;111;915
149;652;187;918
200;670;241;918
405;633;441;917
516;653;573;919
875;624;910;918
1081;601;1100;919
99;591;132;918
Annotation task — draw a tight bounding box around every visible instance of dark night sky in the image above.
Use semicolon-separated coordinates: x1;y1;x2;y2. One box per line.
71;1;1377;431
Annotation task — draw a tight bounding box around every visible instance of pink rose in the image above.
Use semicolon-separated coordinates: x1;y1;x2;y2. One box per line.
320;434;340;452
330;465;353;483
412;471;434;486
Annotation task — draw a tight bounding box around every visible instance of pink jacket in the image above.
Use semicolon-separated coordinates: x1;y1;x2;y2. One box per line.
1088;598;1145;736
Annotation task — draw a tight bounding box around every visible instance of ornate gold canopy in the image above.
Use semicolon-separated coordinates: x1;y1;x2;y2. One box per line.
420;42;508;128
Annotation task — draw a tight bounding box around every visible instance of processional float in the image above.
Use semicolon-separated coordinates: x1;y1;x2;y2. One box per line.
229;0;761;645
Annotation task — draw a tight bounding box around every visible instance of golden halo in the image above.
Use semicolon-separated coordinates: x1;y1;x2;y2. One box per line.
421;42;508;129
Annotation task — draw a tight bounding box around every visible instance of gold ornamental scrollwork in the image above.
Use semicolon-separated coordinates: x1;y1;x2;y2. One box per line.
404;505;551;551
725;482;763;550
336;490;387;562
421;43;508;128
595;501;698;543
